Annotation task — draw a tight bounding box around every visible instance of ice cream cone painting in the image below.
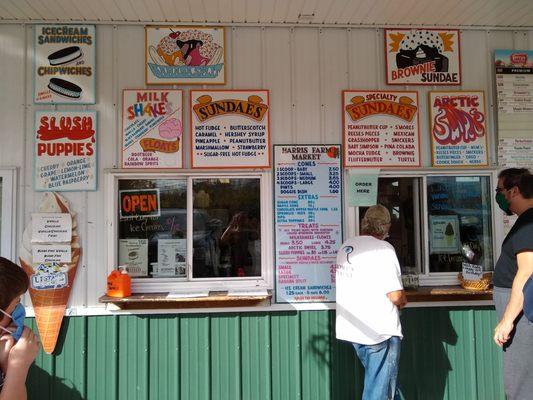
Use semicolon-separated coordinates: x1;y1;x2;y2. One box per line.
19;192;80;354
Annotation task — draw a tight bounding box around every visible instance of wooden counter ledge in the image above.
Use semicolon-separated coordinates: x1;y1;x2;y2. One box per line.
405;286;493;302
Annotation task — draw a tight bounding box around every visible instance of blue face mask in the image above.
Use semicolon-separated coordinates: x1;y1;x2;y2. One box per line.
0;303;26;341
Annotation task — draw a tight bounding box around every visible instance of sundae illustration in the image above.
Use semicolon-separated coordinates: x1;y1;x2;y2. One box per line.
396;30;449;72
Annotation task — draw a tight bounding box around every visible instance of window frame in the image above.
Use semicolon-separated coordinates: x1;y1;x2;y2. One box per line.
346;168;501;286
0;168;17;260
106;170;273;293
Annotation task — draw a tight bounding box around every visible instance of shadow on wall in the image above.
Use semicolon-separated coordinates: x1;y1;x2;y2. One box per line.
27;364;83;400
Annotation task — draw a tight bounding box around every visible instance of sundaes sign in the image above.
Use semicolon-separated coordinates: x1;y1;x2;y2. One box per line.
386;29;461;85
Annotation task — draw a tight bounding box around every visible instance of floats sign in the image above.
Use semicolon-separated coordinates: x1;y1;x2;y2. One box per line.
34;111;97;191
386;29;461;85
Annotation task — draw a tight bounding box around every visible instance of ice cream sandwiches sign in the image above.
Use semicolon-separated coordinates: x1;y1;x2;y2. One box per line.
191;90;270;168
429;91;488;167
122;90;183;168
386;29;461;85
34;25;96;104
35;111;97;191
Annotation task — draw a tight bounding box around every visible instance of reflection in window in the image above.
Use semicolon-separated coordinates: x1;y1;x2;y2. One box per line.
360;178;420;273
427;176;493;273
192;178;261;278
118;179;187;278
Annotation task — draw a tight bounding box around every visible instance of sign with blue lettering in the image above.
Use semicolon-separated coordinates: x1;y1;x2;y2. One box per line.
274;145;342;303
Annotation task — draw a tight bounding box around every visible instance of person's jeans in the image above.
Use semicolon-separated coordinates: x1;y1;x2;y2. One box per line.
352;336;401;400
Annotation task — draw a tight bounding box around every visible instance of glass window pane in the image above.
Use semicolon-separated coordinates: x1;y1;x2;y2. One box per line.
359;177;420;274
427;176;493;273
192;178;261;278
118;179;187;278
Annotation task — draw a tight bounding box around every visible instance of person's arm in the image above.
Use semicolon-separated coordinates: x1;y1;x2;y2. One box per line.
0;327;40;400
494;251;533;346
387;290;407;309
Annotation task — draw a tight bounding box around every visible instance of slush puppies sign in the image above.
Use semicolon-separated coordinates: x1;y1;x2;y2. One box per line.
34;111;97;191
386;29;461;85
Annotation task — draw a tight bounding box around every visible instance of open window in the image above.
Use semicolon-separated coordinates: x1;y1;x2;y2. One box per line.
353;169;497;285
107;171;273;293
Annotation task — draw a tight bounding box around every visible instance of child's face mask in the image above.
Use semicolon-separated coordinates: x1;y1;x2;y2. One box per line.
0;303;26;341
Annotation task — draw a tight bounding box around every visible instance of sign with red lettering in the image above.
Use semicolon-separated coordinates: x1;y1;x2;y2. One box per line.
35;111;97;191
342;91;421;167
190;90;270;168
385;29;461;85
119;189;160;219
122;89;183;168
429;91;488;167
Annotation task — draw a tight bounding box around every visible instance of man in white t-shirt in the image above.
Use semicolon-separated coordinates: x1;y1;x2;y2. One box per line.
336;205;407;400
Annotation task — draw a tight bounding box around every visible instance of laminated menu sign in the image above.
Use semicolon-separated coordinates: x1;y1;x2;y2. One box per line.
34;25;95;104
495;50;533;168
34;111;97;191
343;91;420;167
274;145;342;303
119;239;148;277
385;29;461;85
429;91;488;167
190;90;270;168
122;89;183;168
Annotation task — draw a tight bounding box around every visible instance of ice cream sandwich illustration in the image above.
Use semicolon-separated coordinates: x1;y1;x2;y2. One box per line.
48;78;82;99
47;46;82;66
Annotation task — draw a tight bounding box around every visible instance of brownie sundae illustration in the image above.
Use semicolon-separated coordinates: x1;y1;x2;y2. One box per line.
396;30;449;72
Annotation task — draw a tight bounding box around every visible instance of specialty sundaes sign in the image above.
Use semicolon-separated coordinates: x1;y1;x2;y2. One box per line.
386;29;461;85
429;91;488;167
122;90;183;168
190;90;270;168
34;111;97;191
146;26;225;85
342;91;421;167
34;25;96;104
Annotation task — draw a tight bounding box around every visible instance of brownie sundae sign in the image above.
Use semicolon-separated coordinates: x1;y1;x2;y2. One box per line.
429;91;488;167
122;89;183;168
386;29;461;85
34;25;96;104
146;26;225;85
34;111;97;191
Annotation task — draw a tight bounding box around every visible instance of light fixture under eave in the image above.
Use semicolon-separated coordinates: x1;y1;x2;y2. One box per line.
297;13;315;22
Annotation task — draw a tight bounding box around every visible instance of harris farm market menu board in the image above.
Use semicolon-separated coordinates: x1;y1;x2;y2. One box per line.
34;25;96;104
190;90;270;168
429;91;488;167
122;89;183;168
35;111;97;191
274;145;342;303
343;91;421;167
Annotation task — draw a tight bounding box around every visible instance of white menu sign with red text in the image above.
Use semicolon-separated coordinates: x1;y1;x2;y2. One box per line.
190;90;270;168
275;145;342;303
122;89;183;168
429;91;488;167
385;29;461;85
35;111;97;191
343;91;420;167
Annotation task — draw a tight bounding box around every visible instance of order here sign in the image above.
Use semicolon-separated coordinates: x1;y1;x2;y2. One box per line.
119;189;160;219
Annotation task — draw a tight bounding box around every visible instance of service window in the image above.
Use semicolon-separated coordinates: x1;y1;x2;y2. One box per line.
355;170;497;285
109;171;272;293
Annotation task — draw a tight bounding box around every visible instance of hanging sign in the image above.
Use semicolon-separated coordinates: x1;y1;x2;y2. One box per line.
122;89;183;168
385;29;461;85
119;189;161;220
146;26;225;85
348;170;379;207
34;111;97;191
429;91;488;167
274;145;342;303
34;24;96;104
343;90;420;167
190;90;270;168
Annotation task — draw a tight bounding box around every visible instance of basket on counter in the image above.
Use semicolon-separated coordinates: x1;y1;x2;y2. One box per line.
458;272;493;291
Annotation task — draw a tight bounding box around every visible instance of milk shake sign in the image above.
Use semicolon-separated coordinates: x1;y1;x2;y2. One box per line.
386;29;461;85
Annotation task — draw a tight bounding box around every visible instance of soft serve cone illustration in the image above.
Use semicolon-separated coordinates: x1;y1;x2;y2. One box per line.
19;192;81;354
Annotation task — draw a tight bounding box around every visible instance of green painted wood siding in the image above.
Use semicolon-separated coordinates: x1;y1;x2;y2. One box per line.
26;307;504;400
